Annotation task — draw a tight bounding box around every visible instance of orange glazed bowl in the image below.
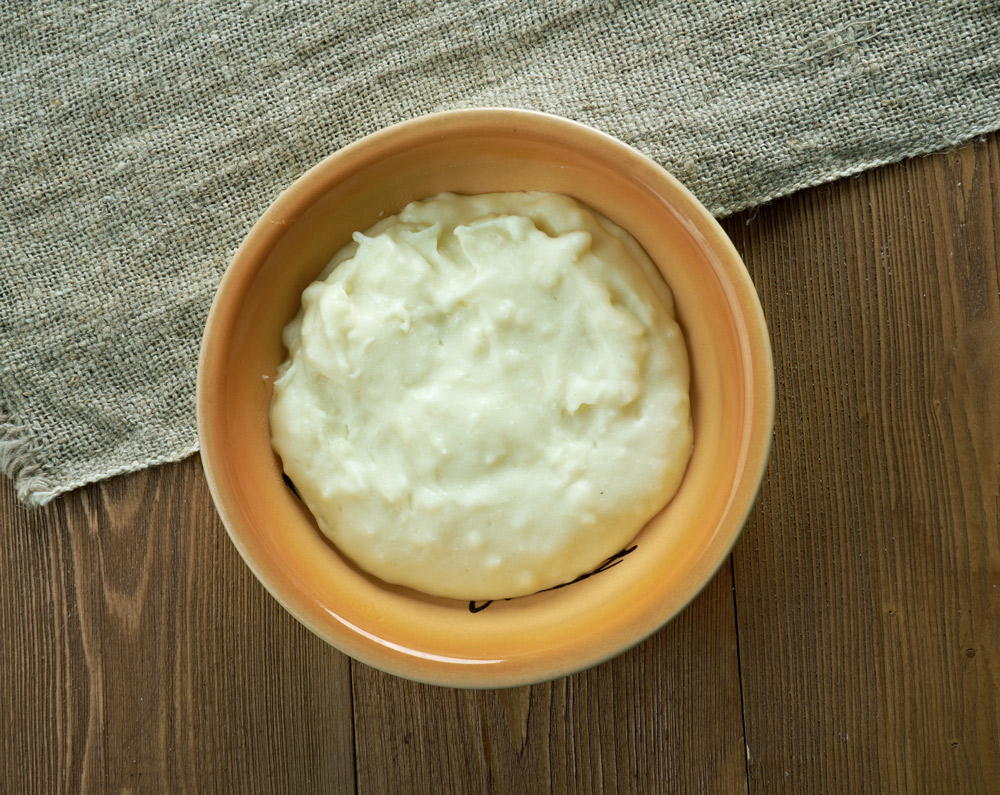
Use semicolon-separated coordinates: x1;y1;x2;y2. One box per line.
197;109;774;688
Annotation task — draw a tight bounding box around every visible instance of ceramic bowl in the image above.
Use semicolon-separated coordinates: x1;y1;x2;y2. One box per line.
197;108;774;688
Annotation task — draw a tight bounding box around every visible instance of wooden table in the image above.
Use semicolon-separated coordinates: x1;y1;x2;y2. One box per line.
3;132;998;793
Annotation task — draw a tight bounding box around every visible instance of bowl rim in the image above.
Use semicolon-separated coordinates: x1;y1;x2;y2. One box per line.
197;107;775;687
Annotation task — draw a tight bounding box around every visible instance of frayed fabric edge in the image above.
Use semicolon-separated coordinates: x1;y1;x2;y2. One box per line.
43;444;201;508
0;414;60;508
711;125;1000;218
1;413;200;508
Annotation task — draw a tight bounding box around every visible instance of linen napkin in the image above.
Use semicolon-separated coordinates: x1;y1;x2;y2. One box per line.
2;0;999;505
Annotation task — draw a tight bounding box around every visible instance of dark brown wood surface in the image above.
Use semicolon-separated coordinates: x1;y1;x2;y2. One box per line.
3;133;998;794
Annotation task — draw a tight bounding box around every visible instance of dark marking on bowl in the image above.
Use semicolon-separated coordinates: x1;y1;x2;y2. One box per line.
468;544;638;613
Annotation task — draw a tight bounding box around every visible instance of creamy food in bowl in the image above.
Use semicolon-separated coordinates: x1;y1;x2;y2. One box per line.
270;191;692;600
197;109;774;687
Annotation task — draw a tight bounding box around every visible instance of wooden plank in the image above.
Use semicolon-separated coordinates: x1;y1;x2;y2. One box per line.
724;133;1000;792
351;559;748;794
0;459;357;793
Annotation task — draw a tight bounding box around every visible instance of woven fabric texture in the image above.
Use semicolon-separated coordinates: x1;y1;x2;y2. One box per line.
3;0;1000;505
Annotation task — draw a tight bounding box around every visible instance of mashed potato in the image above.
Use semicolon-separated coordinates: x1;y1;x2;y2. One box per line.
270;192;692;600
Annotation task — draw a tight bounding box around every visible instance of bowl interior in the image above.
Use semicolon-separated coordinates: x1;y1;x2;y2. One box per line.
198;110;773;687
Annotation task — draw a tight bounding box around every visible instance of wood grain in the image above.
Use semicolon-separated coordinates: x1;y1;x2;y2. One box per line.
722;135;1000;793
0;462;356;793
350;561;747;794
2;131;999;793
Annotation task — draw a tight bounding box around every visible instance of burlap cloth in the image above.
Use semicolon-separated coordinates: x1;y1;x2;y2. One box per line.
2;1;999;506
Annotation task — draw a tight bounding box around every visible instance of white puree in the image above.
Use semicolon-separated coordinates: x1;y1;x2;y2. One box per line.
270;192;692;600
